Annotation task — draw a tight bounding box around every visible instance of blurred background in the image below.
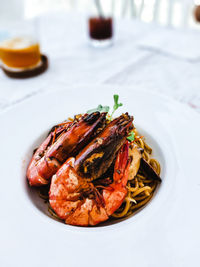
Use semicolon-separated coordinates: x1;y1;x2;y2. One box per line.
1;0;200;113
0;0;200;28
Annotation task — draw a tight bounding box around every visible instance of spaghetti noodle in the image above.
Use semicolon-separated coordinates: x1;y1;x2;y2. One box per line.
112;129;161;219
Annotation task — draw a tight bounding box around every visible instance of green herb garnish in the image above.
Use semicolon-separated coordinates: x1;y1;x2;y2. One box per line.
87;94;123;119
87;104;110;114
110;94;123;119
127;131;135;142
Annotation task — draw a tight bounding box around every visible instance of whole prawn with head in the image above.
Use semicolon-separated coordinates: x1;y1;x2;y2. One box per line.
49;113;134;226
27;112;107;186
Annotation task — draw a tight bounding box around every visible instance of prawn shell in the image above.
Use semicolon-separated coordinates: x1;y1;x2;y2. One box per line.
49;142;130;226
74;113;133;180
27;112;107;186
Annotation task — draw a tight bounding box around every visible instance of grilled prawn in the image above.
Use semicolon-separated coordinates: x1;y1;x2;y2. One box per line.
49;113;133;226
49;142;130;226
27;112;106;186
74;113;133;179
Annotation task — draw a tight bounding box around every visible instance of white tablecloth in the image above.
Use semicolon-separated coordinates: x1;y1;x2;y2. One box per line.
1;12;200;113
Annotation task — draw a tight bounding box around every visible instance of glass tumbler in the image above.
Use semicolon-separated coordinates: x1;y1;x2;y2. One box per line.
0;18;41;72
88;0;114;47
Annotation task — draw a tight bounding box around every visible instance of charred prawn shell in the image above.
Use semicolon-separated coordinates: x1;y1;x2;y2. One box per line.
27;112;107;186
74;113;133;180
46;112;107;162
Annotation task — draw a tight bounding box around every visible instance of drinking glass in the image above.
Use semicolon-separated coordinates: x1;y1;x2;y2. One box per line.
88;0;114;47
0;18;41;71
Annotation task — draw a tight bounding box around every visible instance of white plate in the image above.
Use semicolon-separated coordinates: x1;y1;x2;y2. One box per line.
1;85;200;267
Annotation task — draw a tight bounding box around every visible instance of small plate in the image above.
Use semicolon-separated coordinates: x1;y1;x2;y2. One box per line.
1;85;200;267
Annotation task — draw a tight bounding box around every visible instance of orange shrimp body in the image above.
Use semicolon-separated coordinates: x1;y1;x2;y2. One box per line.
27;112;106;186
49;143;130;226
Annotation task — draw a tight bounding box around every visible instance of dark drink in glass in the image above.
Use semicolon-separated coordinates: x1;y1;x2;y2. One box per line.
89;17;113;47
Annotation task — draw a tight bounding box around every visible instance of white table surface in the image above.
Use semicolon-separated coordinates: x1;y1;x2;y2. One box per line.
1;12;200;267
1;12;200;114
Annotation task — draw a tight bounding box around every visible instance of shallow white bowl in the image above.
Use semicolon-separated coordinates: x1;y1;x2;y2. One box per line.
1;85;200;267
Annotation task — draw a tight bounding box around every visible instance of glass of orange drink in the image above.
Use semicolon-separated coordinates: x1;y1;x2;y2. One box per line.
0;36;41;70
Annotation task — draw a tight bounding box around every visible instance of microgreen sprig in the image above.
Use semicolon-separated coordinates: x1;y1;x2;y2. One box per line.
87;94;123;118
110;94;123;120
87;104;110;114
127;131;135;142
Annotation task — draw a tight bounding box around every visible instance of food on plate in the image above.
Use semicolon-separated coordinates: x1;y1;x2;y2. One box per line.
27;95;161;226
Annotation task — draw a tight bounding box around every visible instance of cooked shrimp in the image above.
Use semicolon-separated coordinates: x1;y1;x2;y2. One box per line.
49;142;130;226
27;112;107;186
